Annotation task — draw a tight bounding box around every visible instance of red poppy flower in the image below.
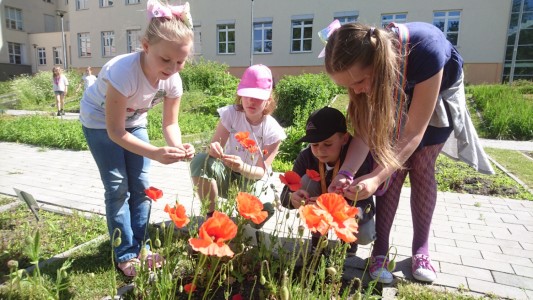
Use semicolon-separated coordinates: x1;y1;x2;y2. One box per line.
239;138;258;153
279;171;302;192
316;193;359;243
184;283;196;293
236;192;268;224
232;294;243;300
298;205;331;235
164;203;190;228
306;169;321;182
262;149;268;156
189;211;238;257
145;186;163;201
235;131;250;142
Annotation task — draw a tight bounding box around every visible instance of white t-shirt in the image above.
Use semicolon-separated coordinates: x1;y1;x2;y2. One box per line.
218;105;287;166
82;74;97;89
52;75;69;92
79;52;183;129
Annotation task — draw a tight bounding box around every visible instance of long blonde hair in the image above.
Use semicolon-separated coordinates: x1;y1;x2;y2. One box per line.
143;0;194;47
324;23;403;170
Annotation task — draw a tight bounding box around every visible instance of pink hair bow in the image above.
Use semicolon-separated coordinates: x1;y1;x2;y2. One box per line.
147;1;193;29
318;19;341;58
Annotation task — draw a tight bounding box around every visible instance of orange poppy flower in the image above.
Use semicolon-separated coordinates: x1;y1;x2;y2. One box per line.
279;171;302;192
316;193;359;243
298;205;331;235
236;192;268;224
145;186;163;201
306;169;321;182
184;283;196;293
239;138;258;153
164;203;190;228
189;211;237;257
235;131;250;142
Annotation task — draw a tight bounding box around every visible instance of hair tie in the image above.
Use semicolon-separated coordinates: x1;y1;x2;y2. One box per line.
368;27;375;37
317;19;341;58
147;1;193;29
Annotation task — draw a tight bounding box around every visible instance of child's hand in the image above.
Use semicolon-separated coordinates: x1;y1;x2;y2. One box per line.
327;174;351;194
290;190;310;208
154;146;188;164
345;175;380;200
181;143;195;159
221;154;244;173
208;142;224;159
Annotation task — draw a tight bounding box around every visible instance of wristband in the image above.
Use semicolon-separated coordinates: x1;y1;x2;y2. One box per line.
337;170;354;181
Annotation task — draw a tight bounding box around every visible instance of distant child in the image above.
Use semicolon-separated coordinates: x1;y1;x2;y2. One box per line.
52;66;69;116
190;64;286;223
280;107;376;256
79;0;195;277
76;66;97;93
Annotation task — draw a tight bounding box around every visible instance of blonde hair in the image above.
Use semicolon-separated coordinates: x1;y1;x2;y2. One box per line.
324;23;403;170
234;93;277;116
143;0;194;47
52;67;62;78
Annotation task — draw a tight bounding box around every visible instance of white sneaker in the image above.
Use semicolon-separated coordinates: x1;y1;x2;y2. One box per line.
369;255;393;284
412;254;437;282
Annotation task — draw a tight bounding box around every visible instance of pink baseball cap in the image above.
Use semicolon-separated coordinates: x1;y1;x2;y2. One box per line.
237;64;273;101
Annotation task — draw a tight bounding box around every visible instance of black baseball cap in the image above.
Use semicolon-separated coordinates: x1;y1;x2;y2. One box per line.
296;107;347;143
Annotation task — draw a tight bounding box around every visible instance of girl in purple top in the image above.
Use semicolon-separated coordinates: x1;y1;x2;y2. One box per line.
324;22;489;283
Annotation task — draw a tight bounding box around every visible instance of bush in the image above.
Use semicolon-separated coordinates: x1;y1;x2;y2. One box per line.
274;73;343;127
180;58;239;97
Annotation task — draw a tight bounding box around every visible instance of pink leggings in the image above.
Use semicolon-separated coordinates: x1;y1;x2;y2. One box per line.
372;142;445;257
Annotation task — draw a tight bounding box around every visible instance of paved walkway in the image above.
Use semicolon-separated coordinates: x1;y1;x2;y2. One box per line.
1;139;533;299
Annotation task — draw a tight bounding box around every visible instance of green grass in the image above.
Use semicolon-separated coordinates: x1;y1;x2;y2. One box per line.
484;147;533;189
396;281;498;300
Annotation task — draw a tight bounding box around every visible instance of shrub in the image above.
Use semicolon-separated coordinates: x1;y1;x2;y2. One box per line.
180;58;239;97
274;73;343;127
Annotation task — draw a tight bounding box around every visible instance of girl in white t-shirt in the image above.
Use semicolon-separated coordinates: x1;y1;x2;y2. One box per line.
51;67;69;116
79;0;194;277
190;64;286;224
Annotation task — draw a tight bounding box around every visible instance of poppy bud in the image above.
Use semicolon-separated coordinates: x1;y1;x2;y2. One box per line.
320;239;328;248
365;204;372;214
154;239;161;248
297;225;305;237
221;273;227;281
387;259;396;272
326;267;337;276
61;270;68;278
113;237;122;248
7;260;18;269
179;285;183;293
160;222;166;231
300;200;306;207
281;286;289;300
260;275;266;285
285;212;290;220
229;261;234;272
139;248;148;261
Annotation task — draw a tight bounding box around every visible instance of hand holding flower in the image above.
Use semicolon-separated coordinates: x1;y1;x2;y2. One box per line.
290;189;310;208
208;141;225;159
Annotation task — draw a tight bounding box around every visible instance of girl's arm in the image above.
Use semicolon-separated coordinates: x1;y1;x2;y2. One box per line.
347;69;444;199
208;122;230;158
223;141;281;180
105;84;184;164
327;135;370;192
162;96;195;159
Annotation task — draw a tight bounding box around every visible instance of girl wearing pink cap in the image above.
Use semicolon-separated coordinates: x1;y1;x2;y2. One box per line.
190;64;286;224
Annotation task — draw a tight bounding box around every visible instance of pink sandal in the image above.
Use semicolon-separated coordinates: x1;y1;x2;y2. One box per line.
140;251;164;269
117;258;140;277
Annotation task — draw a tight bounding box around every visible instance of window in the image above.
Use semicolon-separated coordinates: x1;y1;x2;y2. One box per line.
193;25;202;55
253;20;272;54
78;32;91;57
291;18;313;53
38;47;47;65
433;11;461;46
5;6;23;31
53;47;63;65
381;13;407;27
217;23;235;54
77;0;88;10
127;30;141;53
126;0;140;4
43;0;52;3
102;31;116;57
44;14;55;32
334;11;358;25
8;42;22;64
100;0;113;8
503;0;533;82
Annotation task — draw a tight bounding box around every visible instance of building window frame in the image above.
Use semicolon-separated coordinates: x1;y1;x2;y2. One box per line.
433;10;461;46
38;47;47;65
334;11;358;25
76;0;88;10
101;31;116;57
126;29;141;53
53;47;63;65
253;20;273;54
100;0;113;8
290;17;313;53
78;32;91;57
381;13;407;27
5;6;24;31
125;0;140;4
8;42;23;64
193;25;202;56
217;22;235;55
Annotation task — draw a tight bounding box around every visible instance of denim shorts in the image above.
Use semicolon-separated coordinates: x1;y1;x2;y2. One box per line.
54;91;65;96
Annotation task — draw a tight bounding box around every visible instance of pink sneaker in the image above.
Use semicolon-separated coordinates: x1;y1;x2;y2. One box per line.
369;255;393;284
412;254;436;282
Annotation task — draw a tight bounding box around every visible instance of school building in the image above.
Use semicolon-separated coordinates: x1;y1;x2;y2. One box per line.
1;0;530;84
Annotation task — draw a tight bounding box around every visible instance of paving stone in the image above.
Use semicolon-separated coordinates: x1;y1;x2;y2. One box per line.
451;227;495;238
461;257;514;273
521;241;533;250
434;230;476;242
467;278;528;300
432;272;468;288
492;271;533;289
512;264;533;278
475;236;523;249
500;246;533;259
435;244;482;259
440;262;493;281
455;240;501;253
481;251;532;267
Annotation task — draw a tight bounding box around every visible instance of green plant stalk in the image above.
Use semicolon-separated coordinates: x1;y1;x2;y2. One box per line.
189;254;207;300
